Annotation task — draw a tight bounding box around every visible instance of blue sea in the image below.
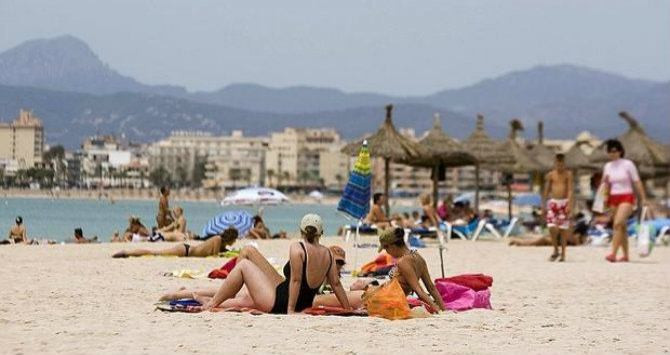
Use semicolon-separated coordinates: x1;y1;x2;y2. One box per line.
0;197;416;242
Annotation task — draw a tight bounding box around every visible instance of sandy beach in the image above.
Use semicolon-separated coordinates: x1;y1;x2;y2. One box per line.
1;237;668;354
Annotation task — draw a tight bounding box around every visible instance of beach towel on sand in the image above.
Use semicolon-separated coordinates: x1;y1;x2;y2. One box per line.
434;274;493;312
164;269;206;279
359;253;396;276
208;257;238;279
303;306;368;317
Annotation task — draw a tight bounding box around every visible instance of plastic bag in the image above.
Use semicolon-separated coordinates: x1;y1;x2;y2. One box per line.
637;207;655;257
363;278;410;320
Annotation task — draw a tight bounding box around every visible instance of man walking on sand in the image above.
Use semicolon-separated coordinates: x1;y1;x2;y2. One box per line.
542;154;574;262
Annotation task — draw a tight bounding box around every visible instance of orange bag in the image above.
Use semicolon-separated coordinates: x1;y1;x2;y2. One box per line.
363;279;410;320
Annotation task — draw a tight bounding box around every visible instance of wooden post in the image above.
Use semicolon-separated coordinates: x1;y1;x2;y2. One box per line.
432;164;439;208
507;182;513;221
475;163;480;214
384;157;391;218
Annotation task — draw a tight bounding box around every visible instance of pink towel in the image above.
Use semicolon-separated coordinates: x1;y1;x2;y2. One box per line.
435;280;492;311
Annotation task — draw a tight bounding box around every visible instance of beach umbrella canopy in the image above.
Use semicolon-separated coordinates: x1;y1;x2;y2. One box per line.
415;113;477;207
495;119;546;174
337;141;372;220
526;122;555;171
564;142;593;170
589;112;670;178
308;190;324;200
341;105;425;216
220;187;290;206
462;114;515;167
202;210;253;237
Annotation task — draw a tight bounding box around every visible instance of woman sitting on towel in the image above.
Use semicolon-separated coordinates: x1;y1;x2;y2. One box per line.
195;214;351;314
160;244;364;309
112;227;238;258
375;227;446;311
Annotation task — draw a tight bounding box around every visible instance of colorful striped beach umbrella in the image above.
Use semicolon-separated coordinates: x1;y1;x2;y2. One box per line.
337;141;372;220
202;210;253;238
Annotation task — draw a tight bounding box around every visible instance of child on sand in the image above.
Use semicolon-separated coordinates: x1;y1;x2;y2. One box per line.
542;153;574;262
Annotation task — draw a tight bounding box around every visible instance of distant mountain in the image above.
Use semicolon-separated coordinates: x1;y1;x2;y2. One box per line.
0;35;186;96
190;83;394;114
0;84;472;148
0;35;668;144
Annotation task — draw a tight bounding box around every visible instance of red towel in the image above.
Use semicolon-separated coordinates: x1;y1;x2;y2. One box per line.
435;273;493;291
407;298;438;314
208;257;238;279
302;306;368;317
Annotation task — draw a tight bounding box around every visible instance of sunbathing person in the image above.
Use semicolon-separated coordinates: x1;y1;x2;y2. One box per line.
123;216;150;242
420;193;441;228
247;215;271;239
7;216;28;244
160;244;365;309
158;207;188;241
374;227;445;311
364;193;391;229
72;228;98;244
195;214;351;314
112;227;238;258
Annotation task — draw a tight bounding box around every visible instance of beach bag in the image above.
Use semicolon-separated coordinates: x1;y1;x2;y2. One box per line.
592;183;608;213
636;208;655;258
363;279;410;320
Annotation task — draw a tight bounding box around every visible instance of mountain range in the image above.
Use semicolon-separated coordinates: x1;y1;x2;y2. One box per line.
0;35;667;148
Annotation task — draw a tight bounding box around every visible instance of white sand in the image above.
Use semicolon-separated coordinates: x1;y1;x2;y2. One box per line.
1;238;669;354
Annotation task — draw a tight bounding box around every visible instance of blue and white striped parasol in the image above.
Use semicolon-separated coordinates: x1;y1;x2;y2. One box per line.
337;141;372;220
202;210;253;238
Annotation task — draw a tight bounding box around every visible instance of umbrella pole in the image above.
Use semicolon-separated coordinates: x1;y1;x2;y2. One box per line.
439;244;445;278
475;163;480;214
384;157;391;218
354;219;360;274
507;182;513;221
432;165;439;208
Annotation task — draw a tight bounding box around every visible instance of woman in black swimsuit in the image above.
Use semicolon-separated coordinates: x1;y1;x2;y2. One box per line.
201;214;351;314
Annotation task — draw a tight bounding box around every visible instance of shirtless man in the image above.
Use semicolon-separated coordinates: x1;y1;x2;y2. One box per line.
542;154;574;262
365;193;390;229
113;227;238;258
159;206;188;241
156;186;173;229
7;216;28;244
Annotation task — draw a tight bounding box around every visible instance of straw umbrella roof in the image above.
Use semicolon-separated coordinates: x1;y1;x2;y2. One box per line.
495;119;547;173
462;114;515;167
341;104;425;162
416;113;477;167
526;122;555;171
564;141;593;170
590;111;670;177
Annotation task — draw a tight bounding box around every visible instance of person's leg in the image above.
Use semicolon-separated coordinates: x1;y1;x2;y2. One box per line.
611;203;633;261
207;259;277;312
114;244;186;258
548;226;559;260
160;286;218;301
559;228;569;261
238;246;284;285
313;291;364;309
162;231;186;242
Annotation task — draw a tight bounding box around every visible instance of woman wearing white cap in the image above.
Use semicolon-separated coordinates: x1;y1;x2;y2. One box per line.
200;213;351;314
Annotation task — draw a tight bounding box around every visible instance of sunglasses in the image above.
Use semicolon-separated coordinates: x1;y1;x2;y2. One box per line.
336;260;346;266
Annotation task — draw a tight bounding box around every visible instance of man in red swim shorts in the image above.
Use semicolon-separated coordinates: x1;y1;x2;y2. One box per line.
542;154;574;262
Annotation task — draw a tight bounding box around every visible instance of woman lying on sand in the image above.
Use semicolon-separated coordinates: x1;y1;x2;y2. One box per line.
112;228;238;258
158;207;189;241
160;244;365;309
192;214;351;314
374;227;446;311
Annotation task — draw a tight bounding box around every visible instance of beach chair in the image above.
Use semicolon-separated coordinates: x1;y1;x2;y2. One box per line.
471;217;519;241
444;219;481;240
343;223;378;242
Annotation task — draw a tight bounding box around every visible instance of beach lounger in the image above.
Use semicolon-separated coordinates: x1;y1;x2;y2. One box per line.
342;223;378;242
471;217;519;241
444;219;480;240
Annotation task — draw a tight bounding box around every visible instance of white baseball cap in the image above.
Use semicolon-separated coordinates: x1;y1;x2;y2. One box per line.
300;213;323;235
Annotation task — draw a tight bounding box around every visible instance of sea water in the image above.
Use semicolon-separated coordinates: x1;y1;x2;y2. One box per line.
0;197;415;242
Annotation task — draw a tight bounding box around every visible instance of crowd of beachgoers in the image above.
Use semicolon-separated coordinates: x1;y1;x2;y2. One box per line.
3;138;670;317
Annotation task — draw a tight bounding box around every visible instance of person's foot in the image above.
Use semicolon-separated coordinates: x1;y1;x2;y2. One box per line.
617;256;629;262
549;252;560;261
112;251;128;258
605;253;617;263
558;255;565;262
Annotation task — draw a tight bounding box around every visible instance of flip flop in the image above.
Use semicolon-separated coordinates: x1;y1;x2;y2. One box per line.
605;254;616;263
617;256;629;262
549;253;559;261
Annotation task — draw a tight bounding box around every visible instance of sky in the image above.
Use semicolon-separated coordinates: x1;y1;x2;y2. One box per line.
1;0;669;95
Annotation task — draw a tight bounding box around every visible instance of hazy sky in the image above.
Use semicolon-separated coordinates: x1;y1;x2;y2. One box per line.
1;0;669;95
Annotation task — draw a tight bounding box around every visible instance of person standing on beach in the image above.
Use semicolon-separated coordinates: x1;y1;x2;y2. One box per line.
7;216;28;244
156;186;173;228
601;139;647;263
542;154;574;262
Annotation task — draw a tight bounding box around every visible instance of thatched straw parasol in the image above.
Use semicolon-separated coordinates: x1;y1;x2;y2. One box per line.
341;104;425;216
527;121;555;171
462;114;514;212
564;141;592;170
416;113;477;207
590;111;670;178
